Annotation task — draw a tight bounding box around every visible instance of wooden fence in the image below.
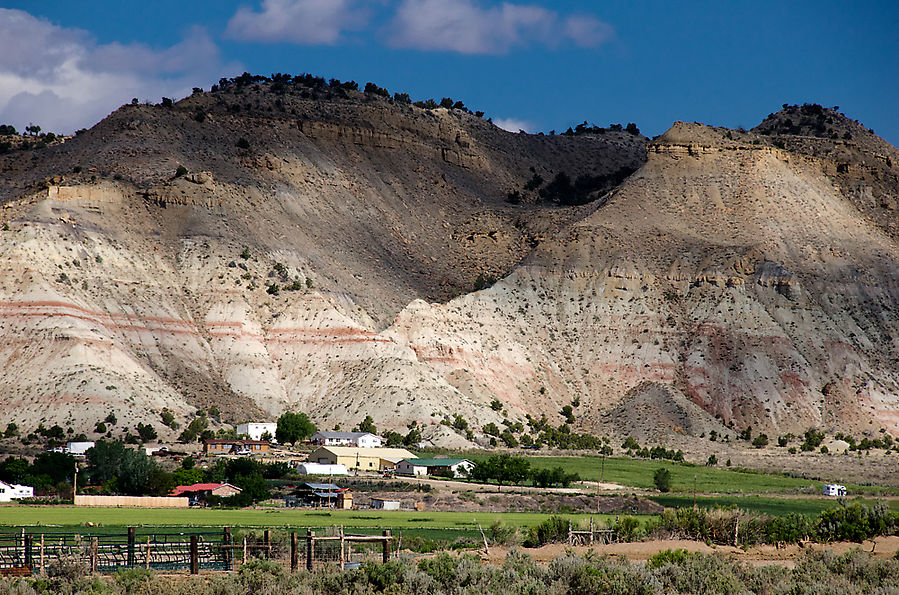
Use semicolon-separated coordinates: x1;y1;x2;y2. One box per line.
0;527;392;576
568;518;616;546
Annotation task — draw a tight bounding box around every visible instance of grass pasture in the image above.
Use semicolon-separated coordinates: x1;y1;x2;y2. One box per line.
0;506;639;535
648;495;899;517
449;452;899;496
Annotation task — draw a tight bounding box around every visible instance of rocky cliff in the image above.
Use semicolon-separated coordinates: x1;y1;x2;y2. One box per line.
0;83;896;444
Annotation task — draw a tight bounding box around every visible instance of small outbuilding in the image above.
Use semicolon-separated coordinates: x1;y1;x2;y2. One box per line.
370;498;401;510
293;462;348;476
294;482;347;507
395;458;474;478
823;484;847;497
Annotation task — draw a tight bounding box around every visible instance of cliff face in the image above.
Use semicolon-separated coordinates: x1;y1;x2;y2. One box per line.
0;86;897;443
406;123;899;438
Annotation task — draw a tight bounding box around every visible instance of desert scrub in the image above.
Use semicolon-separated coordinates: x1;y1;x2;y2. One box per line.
4;548;899;594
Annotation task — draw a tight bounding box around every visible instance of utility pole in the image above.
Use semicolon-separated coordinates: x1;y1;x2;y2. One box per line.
693;474;697;508
73;461;78;501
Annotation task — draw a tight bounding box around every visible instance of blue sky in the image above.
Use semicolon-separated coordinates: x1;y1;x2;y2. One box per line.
0;1;896;144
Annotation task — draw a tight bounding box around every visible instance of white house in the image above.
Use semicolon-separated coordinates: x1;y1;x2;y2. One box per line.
395;458;474;478
823;484;847;497
0;480;34;502
310;431;382;448
66;441;95;456
237;422;277;442
293;462;348;476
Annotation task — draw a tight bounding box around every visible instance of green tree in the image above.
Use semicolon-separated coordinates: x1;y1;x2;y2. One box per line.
622;436;640;450
482;423;500;437
752;434;769;448
0;457;31;484
85;441;155;496
801;428;825;451
500;429;518;448
233;472;269;503
3;423;17;438
136;423;157;442
178;415;208;443
653;467;672;492
382;431;404;447
451;415;468;432
172;467;204;486
275;412;316;443
403;427;421;447
160;409;177;429
470;454;530;490
359;415;377;435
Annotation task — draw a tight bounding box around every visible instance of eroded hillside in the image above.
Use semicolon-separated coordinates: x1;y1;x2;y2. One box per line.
0;85;897;444
0;79;645;436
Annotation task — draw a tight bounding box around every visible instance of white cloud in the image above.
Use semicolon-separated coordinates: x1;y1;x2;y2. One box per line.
0;10;238;134
493;117;534;133
386;0;613;54
225;0;369;44
564;15;615;48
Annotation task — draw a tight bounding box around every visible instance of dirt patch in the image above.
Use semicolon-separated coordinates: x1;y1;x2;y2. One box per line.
480;535;899;567
351;489;661;515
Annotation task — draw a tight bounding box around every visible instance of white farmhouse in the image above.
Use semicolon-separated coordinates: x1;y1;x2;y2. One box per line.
310;431;382;448
237;422;278;442
0;480;34;502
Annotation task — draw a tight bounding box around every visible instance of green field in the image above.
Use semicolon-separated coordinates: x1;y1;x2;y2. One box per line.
0;506;634;533
447;452;899;496
648;495;899;517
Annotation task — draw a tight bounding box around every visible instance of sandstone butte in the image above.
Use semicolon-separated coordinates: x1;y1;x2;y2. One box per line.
0;82;897;449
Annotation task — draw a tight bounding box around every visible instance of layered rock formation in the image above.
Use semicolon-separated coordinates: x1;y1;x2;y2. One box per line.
0;85;896;443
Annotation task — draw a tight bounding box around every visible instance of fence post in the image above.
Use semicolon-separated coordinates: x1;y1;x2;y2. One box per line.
382;530;390;563
290;532;298;572
90;538;98;574
243;537;247;566
306;530;314;571
127;527;135;567
339;527;345;570
190;535;199;575
263;530;271;559
24;535;33;569
145;536;151;570
40;534;45;575
223;527;232;570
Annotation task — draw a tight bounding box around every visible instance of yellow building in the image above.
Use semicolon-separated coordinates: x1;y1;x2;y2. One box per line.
308;446;416;471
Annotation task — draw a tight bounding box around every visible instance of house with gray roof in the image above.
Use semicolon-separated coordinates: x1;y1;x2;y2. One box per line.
310;431;382;448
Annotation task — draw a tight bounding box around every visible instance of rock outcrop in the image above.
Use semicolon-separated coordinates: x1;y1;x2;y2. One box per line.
0;86;897;444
